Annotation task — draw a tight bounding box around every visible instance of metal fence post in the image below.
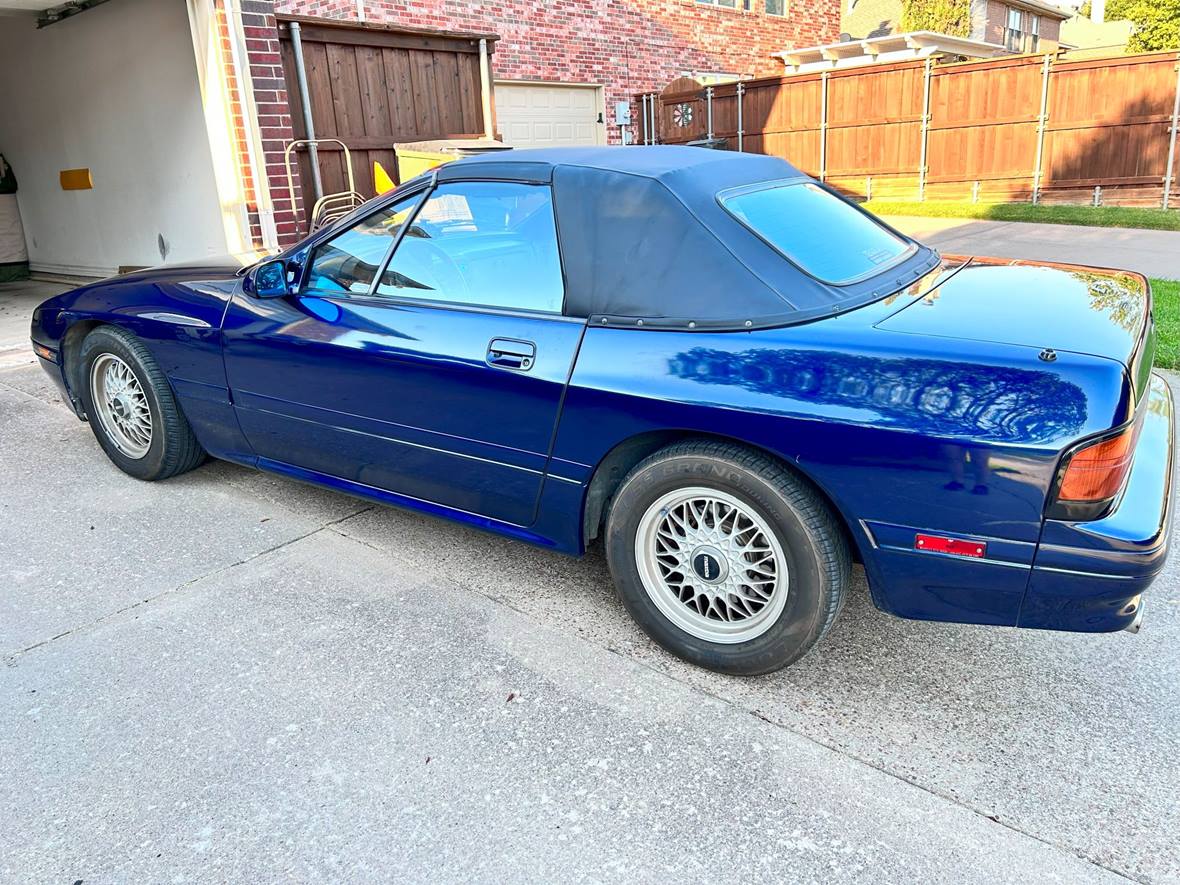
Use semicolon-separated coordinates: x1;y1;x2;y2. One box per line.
1032;54;1052;205
918;58;933;202
736;82;745;152
1163;57;1180;210
705;85;714;141
820;72;829;182
650;93;658;145
640;94;649;144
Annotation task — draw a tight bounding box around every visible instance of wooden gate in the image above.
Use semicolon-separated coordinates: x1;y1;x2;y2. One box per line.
277;15;496;221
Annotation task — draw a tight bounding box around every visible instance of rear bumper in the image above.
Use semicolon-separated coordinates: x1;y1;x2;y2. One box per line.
1019;372;1174;632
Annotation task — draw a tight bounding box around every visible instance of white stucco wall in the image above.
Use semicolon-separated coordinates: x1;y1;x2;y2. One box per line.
0;0;230;277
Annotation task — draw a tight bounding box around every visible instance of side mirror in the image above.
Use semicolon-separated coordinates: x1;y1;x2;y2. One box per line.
247;259;292;298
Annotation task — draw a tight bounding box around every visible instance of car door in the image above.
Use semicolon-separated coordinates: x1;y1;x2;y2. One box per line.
221;178;585;527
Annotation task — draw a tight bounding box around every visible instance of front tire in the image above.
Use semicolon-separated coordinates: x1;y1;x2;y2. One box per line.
77;325;205;481
605;441;849;675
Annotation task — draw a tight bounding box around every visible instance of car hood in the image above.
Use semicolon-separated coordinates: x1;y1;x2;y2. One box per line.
36;255;253;336
876;256;1153;399
108;254;253;287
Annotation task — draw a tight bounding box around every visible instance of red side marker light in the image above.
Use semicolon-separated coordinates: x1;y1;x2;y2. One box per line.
914;534;986;558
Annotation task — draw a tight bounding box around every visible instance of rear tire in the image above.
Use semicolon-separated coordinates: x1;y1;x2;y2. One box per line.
605;440;849;675
77;325;205;481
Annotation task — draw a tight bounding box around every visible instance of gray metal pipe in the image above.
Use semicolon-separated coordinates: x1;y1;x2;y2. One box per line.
288;21;323;201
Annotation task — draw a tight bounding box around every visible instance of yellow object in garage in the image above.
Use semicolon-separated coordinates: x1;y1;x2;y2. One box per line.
59;168;93;190
373;160;396;196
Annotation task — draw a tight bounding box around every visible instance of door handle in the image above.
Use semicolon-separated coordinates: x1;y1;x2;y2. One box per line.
487;338;536;371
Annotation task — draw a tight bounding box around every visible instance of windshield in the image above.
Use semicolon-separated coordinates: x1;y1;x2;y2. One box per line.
721;181;912;285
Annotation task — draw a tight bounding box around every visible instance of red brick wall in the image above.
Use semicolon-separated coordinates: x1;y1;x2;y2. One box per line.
273;0;839;135
239;0;304;247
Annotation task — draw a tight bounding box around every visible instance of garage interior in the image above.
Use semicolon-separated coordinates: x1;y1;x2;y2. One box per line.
0;0;266;280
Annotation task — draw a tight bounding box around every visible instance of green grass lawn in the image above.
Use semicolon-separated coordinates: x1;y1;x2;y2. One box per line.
862;200;1180;232
1153;279;1180;370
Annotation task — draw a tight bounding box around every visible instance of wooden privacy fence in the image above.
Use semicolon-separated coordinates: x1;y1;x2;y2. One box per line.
278;16;495;224
637;51;1180;208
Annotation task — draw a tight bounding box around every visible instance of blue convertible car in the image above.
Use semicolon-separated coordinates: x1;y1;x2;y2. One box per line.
30;147;1173;673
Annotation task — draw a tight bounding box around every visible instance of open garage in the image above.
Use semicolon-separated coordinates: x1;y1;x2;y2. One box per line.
0;0;272;279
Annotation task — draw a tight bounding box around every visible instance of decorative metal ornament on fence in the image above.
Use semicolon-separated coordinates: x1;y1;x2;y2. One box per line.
672;103;693;128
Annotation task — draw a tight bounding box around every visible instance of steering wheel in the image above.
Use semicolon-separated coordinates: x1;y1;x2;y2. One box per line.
393;234;469;300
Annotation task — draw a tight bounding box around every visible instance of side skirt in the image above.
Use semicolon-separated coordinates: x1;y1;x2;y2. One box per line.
254;456;583;555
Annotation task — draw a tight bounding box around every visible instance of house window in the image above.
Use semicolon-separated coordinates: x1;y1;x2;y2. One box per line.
696;0;753;9
1028;14;1040;51
767;0;786;15
1004;7;1024;52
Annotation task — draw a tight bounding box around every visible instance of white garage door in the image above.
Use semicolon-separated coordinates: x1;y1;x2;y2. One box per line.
495;82;604;148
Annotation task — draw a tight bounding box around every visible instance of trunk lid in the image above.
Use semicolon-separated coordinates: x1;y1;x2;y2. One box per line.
877;257;1155;401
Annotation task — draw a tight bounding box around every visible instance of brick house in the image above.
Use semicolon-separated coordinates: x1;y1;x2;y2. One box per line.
842;0;1069;51
249;0;841;242
273;0;838;110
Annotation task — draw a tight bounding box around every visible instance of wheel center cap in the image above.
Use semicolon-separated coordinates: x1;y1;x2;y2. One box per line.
111;396;130;419
690;546;728;584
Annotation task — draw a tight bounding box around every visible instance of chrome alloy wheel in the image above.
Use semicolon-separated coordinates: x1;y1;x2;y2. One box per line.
634;487;788;644
90;353;152;459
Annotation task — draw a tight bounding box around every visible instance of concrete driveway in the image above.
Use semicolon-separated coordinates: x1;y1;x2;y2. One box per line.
2;319;1179;881
885;216;1180;280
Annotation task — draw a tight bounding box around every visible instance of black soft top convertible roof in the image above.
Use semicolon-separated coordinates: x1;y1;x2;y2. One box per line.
438;146;940;330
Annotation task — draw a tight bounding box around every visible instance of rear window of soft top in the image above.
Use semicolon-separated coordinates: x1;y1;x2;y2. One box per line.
720;181;912;285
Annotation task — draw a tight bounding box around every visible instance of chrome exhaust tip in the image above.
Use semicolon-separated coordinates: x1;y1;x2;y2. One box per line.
1124;605;1145;634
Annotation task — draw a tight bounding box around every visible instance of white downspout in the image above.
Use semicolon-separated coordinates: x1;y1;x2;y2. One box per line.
225;0;279;251
479;38;495;140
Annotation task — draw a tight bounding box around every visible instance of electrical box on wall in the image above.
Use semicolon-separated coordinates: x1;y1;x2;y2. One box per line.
614;102;631;125
59;168;93;190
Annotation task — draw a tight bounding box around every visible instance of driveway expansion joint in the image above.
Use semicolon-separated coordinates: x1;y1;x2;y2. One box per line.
3;510;368;664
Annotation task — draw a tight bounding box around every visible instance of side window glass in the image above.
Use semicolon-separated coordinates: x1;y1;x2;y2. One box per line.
376;181;564;313
304;195;419;295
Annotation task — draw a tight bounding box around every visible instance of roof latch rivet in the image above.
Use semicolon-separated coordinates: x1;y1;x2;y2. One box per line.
744;320;753;327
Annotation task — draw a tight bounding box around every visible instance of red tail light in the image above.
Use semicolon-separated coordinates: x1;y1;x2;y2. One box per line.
1057;425;1138;504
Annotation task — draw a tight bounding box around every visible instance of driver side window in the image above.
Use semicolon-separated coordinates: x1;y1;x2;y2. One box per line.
375;181;565;314
303;194;419;296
